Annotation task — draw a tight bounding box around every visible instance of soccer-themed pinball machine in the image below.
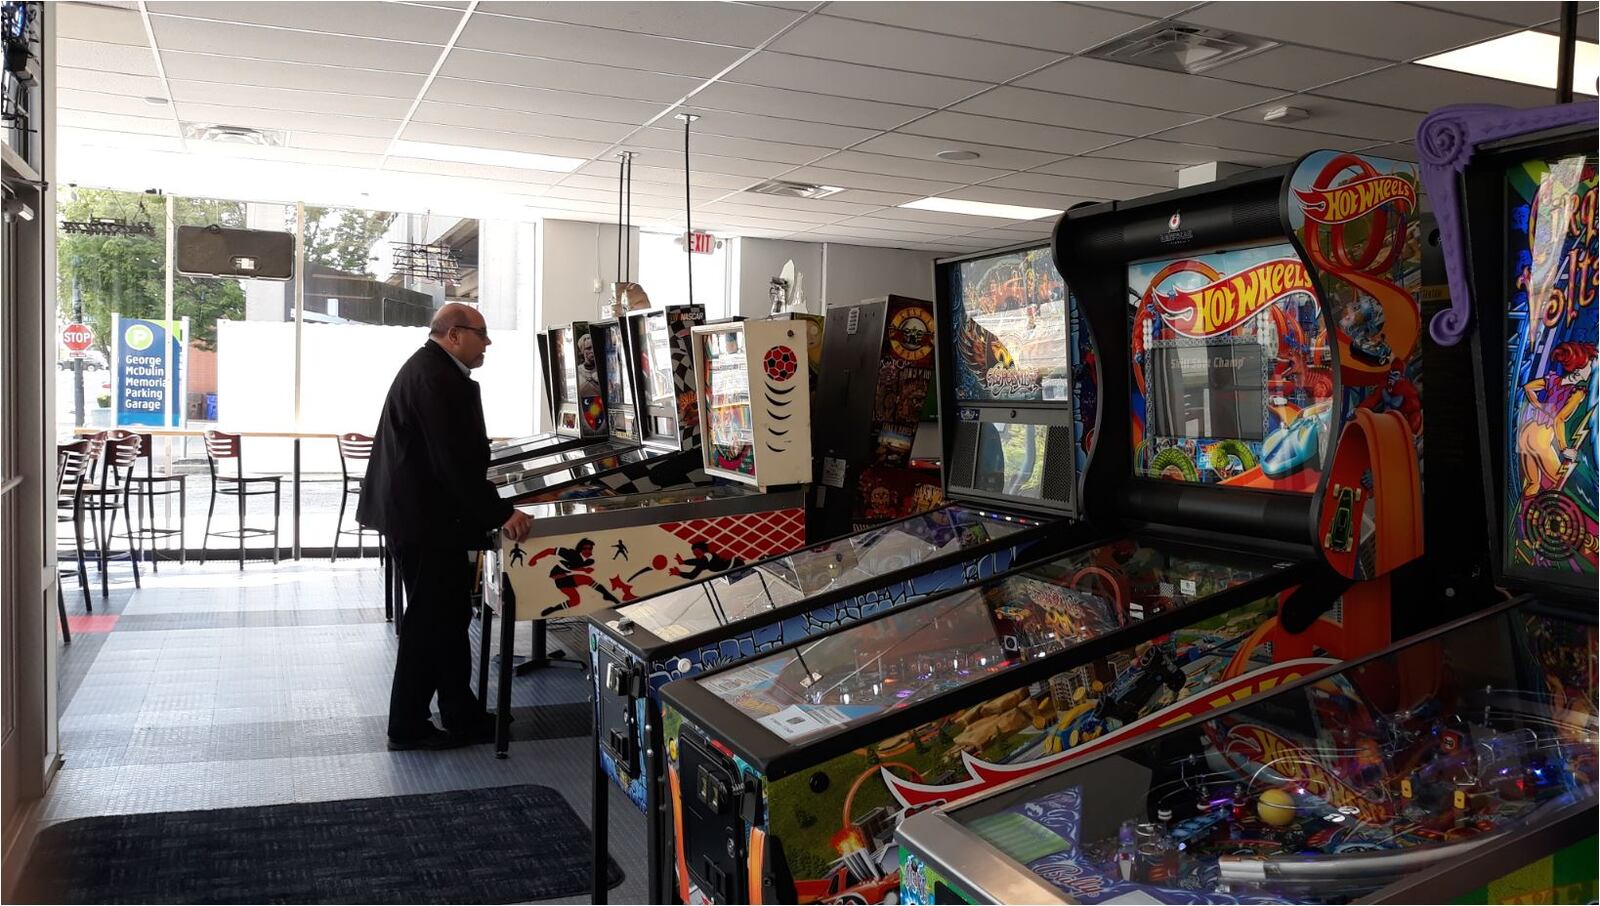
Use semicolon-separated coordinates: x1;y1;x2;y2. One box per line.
492;306;714;503
584;260;1102;902
657;150;1433;905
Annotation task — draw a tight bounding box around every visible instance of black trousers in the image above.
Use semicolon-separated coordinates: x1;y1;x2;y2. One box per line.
388;540;479;739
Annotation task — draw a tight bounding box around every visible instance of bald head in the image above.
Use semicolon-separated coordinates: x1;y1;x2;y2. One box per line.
430;302;484;337
430;302;491;369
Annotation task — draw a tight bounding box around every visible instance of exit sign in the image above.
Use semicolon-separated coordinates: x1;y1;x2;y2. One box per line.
686;231;716;255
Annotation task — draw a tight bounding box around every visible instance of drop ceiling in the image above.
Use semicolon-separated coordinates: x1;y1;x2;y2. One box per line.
53;0;1595;254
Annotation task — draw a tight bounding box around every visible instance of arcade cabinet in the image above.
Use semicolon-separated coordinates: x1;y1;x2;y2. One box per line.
657;149;1428;906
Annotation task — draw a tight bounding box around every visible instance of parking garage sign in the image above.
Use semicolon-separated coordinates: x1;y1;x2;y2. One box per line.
112;314;188;427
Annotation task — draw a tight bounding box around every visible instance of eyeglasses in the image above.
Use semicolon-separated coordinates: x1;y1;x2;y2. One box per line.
455;325;490;340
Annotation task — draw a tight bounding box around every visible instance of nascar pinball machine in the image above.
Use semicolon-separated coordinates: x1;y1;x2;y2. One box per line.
584;272;1104;902
657;149;1434;906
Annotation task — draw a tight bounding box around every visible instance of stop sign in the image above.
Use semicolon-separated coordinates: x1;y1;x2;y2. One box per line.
62;322;94;356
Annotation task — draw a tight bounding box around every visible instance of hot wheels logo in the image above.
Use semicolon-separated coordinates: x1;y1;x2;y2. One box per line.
1153;258;1314;338
1294;174;1416;225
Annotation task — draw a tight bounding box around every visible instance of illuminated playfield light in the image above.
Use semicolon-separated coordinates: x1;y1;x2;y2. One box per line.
390;140;586;172
899;197;1064;220
1417;30;1599;95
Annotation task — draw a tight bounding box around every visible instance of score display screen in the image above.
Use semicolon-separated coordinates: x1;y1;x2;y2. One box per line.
1146;343;1266;441
941;245;1070;402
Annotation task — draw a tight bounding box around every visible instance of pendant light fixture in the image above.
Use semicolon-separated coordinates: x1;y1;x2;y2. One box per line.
675;111;699;307
610;150;637;317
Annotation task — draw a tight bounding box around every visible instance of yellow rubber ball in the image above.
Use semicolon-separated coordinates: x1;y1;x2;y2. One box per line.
1257;788;1297;827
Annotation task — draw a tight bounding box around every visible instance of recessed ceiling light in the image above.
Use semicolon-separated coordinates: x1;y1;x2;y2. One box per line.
390;139;586;173
143;95;169;106
1417;30;1599;95
937;149;981;162
900;197;1063;220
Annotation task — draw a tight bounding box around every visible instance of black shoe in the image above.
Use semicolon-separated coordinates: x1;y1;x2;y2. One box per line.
387;726;470;751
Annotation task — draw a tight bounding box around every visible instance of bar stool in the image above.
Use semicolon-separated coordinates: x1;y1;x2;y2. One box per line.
124;430;187;571
81;431;143;598
201;429;281;569
333;432;375;562
55;440;93;625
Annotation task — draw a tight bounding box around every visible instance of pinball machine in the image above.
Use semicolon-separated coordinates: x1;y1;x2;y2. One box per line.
584;260;1099;902
493;306;714;503
890;99;1600;906
657;149;1432;905
485;323;604;466
485;327;561;460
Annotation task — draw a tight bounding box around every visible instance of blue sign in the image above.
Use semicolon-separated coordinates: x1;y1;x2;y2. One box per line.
112;315;187;427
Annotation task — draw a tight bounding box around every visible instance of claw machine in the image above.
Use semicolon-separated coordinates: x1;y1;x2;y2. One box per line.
659;148;1432;905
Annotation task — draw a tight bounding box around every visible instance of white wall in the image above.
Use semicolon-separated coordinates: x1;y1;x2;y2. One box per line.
821;243;939;308
735;237;824;318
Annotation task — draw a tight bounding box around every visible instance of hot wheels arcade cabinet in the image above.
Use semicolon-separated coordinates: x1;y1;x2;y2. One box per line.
657;152;1427;906
585;266;1091;902
494;306;712;503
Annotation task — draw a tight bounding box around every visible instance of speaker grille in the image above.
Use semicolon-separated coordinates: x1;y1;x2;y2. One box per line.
950;422;979;489
1042;426;1075;505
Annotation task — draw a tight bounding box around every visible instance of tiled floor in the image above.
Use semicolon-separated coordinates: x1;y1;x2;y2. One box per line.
48;554;646;904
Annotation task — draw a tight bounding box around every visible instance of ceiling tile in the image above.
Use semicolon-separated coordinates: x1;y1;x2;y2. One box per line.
1032;155;1183;187
707;192;885;216
290;132;393;154
57;1;149;45
437;52;701;103
1223;95;1421;142
802;188;920;207
58;88;169;118
1410;1;1566;27
172;102;399;138
1016;56;1285;115
627;127;831;166
833;215;960;235
1073;1;1199;17
1359;141;1418;163
813;149;1010;183
553;175;687;200
769;15;1060;82
146;2;461;44
690;82;928;129
1202;45;1389;91
159;52;426;97
1178;2;1523;62
698;203;844;225
721;52;986;108
149;18;437;73
958;224;1056;244
57;109;178;136
851;132;1062;171
600;149;796;180
854;206;1021;227
400;122;611;159
574;161;756;189
954;86;1200;136
457;14;745;77
900;111;1124;156
410;102;638;143
167;81;414;118
421;81;665;125
385;157;570;184
981;171;1157;200
57;37;159;77
477;1;805;47
671;107;879;149
779;165;963;196
59;127;183;153
1084;136;1291;167
1313;64;1570;111
1151;118;1369;158
820;2;1149;54
57;66;165;99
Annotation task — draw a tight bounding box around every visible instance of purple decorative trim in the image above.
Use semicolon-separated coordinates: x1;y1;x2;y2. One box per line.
1416;100;1598;346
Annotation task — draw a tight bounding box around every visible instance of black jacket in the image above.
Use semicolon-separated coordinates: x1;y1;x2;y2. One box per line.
357;340;512;549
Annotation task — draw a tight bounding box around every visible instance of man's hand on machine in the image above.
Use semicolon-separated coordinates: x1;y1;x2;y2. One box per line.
502;510;531;542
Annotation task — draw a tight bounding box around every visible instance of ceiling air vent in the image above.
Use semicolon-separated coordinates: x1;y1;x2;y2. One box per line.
182;123;287;147
745;179;845;200
1084;22;1278;74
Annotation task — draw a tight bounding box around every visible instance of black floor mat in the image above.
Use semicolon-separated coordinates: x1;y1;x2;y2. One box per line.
17;784;622;904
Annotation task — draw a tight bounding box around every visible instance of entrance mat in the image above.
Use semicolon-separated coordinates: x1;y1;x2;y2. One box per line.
17;784;623;904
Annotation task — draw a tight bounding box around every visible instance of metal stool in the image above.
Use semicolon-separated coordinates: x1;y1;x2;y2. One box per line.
333;432;375;562
125;430;187;571
201;429;281;569
55;440;93;630
81;430;143;598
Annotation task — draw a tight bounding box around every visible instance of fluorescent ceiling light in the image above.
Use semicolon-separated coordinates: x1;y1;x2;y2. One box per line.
390;140;586;172
900;197;1064;220
1417;30;1599;95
